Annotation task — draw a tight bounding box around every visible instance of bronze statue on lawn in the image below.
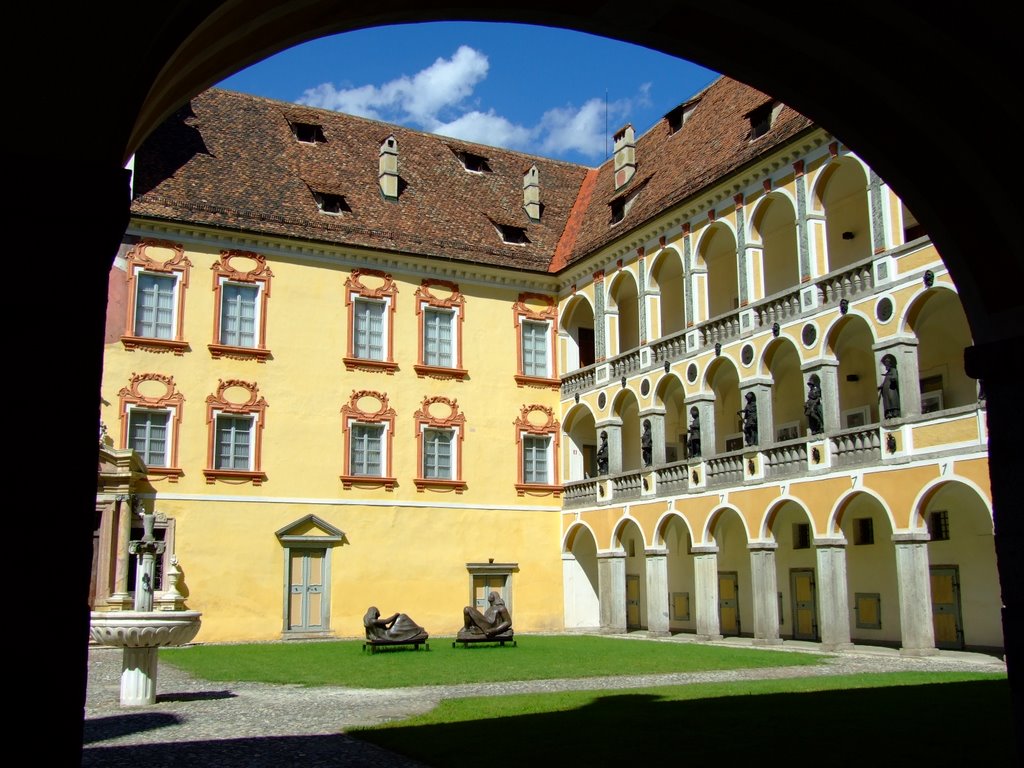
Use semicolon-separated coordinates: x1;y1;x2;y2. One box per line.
457;590;514;641
363;606;429;644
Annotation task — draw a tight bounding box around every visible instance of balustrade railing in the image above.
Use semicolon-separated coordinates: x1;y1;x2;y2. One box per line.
561;365;596;396
764;441;808;478
654;461;689;495
707;452;744;486
610;470;643;499
701;313;742;347
609;349;642;379
816;262;873;306
755;287;803;328
830;426;881;466
650;330;687;365
562;478;598;508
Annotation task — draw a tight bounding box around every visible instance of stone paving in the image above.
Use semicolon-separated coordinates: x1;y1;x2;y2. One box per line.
82;636;1007;767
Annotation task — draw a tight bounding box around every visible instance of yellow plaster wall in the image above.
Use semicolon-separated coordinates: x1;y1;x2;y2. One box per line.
862;465;940;528
895;243;941;274
952;457;992;495
912;415;979;449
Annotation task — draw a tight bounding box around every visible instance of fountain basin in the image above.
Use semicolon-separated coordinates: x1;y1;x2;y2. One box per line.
90;610;202;648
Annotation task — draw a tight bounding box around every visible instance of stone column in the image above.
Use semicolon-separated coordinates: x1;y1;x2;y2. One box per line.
814;537;853;650
893;532;937;656
740;379;773;447
805;209;828;280
120;647;159;706
692;546;722;641
645;549;670;635
873;338;921;419
681;224;695;328
749;543;782;645
735;195;750;306
684;393;716;460
637;252;648;345
596;418;623;475
107;495;133;609
744;242;764;303
802;361;840;434
868;170;888;254
639;408;666;466
594;271;607;361
793;161;812;282
597;552;627;633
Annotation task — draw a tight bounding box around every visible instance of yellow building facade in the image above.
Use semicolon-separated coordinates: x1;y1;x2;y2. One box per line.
93;76;1002;654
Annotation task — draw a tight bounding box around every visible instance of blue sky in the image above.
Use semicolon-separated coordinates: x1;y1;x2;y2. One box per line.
218;22;718;166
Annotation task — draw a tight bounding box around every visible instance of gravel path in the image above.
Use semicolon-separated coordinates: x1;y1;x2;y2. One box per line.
82;637;1006;767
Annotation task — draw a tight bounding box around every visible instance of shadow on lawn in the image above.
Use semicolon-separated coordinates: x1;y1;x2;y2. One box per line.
354;680;1016;767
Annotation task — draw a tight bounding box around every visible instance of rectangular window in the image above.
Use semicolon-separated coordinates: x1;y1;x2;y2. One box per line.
353;300;385;360
521;321;549;377
134;273;176;339
928;510;950;541
423;428;453;479
793;523;811;550
423;308;454;367
215;414;253;470
855;592;882;629
523;435;551;484
854;517;875;546
128;409;170;467
219;283;258;348
350;424;384;476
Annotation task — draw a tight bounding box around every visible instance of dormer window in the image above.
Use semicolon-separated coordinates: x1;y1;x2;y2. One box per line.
665;98;700;134
313;192;350;215
455;149;492;173
497;223;529;244
291;122;326;144
747;101;780;140
610;189;640;225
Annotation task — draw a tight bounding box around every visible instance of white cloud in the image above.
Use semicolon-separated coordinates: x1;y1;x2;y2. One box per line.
298;45;489;127
433;110;532;149
297;46;653;161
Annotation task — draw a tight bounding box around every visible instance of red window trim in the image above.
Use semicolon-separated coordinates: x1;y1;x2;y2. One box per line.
344;269;398;374
340;390;397;490
413;395;467;493
121;239;192;355
512;292;559;388
513;403;561;497
118;372;185;481
209;249;273;362
414;279;468;380
203;379;268;485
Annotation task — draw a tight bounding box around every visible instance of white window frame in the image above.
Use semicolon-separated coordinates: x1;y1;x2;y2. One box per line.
522;433;553;485
841;405;871;430
133;268;180;340
217;278;261;349
775;421;800;442
921;389;944;414
352;297;388;361
126;406;172;468
348;421;388;478
422;306;457;368
421;425;457;480
520;318;552;378
214;412;256;471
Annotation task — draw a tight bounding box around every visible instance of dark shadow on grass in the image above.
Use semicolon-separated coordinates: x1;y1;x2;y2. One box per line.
82;733;417;768
83;712;183;744
156;690;236;703
353;680;1017;768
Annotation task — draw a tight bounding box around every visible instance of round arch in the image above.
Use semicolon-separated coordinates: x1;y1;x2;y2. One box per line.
647;246;687;338
607;269;641;353
828;487;897;536
810;155;872;272
750;191;800;298
654;510;696;547
562;520;601;553
705;503;752;544
695;222;739;319
762;495;815;540
561;294;596;372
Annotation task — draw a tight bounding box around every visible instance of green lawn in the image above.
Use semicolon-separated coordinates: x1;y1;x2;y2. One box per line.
160;635;823;688
352;672;1015;767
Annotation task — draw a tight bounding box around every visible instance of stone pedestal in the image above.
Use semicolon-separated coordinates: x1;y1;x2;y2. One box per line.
639;408;666;467
692;547;722;640
644;550;670;635
684;394;715;460
802;361;840;434
893;533;937;655
740;380;773;448
749;543;782;645
120;646;159;706
873;339;921;419
596;418;623;476
598;553;627;633
814;537;853;650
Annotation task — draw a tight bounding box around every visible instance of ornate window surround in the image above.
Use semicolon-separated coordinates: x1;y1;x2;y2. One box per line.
208;249;274;361
340;390;397;490
118;372;185;480
121;239;192;355
513;292;559;388
513;403;561;496
343;268;399;373
203;379;268;485
413;278;468;380
413;395;467;493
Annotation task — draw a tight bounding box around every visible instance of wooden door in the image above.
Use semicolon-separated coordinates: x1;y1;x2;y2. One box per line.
790;569;818;641
930;565;964;650
626;574;642;629
288;548;325;631
718;571;740;635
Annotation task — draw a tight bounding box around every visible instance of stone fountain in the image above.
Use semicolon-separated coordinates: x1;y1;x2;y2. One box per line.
89;502;201;706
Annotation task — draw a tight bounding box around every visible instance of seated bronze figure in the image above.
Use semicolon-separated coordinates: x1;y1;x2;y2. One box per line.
457;590;514;641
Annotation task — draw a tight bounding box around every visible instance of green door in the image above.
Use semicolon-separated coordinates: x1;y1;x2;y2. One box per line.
790;568;818;641
930;565;964;650
288;548;326;631
718;572;740;635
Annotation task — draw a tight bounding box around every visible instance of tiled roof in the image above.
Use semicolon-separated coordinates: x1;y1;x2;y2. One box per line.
132;89;589;273
131;77;815;275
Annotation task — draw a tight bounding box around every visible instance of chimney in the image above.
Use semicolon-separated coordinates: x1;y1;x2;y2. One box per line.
379;135;399;200
523;165;540;221
613;124;636;190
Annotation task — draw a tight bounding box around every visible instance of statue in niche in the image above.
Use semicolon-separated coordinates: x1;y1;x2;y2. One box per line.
686;406;701;459
641;419;653;467
363;606;429;644
878;353;901;419
457;590;514;641
804;374;824;435
596;430;609;475
739;392;758;446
